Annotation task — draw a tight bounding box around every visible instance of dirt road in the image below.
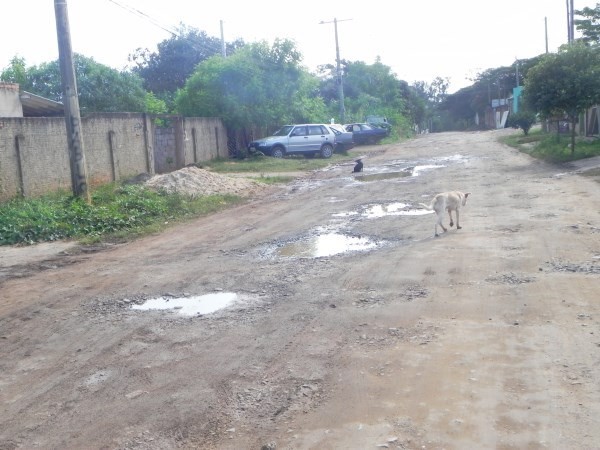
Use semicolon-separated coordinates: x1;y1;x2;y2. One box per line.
1;130;599;450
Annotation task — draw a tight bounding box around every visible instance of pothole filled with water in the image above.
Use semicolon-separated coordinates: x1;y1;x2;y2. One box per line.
333;202;432;219
131;292;241;316
272;233;382;258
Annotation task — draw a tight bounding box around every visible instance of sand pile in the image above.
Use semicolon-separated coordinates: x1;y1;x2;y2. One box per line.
144;166;266;197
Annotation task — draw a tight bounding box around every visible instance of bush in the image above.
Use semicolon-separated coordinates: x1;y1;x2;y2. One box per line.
507;111;537;135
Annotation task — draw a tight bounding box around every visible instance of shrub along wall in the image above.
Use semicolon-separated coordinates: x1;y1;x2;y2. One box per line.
0;113;228;201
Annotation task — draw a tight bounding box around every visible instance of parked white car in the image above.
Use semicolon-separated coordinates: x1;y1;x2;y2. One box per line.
248;124;337;158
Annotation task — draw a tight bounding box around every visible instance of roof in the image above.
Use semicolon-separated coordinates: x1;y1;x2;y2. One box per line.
20;91;64;117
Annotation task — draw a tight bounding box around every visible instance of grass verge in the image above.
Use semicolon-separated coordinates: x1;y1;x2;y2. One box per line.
501;128;600;163
0;183;243;246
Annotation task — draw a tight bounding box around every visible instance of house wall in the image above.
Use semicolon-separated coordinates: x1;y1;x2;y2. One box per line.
0;113;227;201
0;83;23;118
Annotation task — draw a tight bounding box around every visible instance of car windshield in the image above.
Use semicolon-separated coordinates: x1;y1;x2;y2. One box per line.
272;126;294;137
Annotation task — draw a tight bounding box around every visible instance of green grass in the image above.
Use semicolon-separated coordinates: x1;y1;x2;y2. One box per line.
0;183;242;246
502;128;600;163
199;152;350;173
1;151;360;246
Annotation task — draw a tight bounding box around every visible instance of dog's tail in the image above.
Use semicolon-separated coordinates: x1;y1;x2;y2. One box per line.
419;202;433;210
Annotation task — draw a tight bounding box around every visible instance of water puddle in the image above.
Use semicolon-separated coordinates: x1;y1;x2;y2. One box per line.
131;292;239;316
353;163;447;182
362;203;432;218
412;164;445;176
275;233;380;258
333;202;432;219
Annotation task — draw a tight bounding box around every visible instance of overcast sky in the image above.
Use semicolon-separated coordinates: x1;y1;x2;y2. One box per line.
1;0;598;93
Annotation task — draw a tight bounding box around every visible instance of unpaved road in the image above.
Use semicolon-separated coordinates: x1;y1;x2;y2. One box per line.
1;130;600;450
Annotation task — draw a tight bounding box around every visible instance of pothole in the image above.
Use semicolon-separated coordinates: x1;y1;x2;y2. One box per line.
333;202;432;219
266;232;383;258
130;292;243;316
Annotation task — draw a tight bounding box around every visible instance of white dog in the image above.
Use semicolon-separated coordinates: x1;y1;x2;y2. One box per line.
420;191;470;237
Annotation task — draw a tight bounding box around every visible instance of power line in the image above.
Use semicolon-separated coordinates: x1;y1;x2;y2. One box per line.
104;0;223;56
106;0;178;38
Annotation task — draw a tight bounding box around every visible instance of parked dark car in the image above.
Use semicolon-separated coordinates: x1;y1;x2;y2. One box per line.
248;124;336;158
344;122;389;145
328;124;355;152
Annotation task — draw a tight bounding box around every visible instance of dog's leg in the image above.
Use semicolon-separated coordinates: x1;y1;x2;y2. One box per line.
456;209;461;229
448;208;454;228
435;212;447;237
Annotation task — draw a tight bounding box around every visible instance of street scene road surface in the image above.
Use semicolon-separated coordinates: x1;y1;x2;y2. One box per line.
1;129;599;449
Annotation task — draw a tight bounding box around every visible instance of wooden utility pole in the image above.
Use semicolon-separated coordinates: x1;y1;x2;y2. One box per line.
54;0;89;200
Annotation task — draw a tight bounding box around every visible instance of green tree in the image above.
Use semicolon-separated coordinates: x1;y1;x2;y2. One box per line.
0;56;28;85
524;42;600;153
413;77;450;132
575;3;600;44
130;24;244;106
506;110;537;135
3;54;147;113
440;55;546;131
176;39;327;144
318;59;407;123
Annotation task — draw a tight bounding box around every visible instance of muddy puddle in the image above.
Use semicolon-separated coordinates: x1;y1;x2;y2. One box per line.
131;292;241;316
267;232;382;258
334;202;432;219
353;163;447;182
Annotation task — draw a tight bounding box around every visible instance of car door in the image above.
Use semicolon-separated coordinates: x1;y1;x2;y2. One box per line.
287;126;308;152
307;125;331;152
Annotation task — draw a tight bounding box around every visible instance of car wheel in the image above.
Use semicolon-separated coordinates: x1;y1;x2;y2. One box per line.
271;146;285;158
320;144;333;158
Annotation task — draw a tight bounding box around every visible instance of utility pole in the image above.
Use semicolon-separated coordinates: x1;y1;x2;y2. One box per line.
54;0;89;200
566;0;575;43
220;20;226;57
320;18;351;124
545;17;549;53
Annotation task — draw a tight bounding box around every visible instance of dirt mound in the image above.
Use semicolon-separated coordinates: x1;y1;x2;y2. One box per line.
144;166;266;197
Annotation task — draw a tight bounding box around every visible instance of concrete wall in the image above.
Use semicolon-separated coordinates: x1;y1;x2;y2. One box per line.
0;113;228;201
0;83;23;118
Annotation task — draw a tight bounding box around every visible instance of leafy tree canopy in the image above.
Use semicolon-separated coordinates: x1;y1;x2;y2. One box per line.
130;24;245;101
1;54;147;113
176;39;327;134
317;58;410;126
575;3;600;45
524;41;600;152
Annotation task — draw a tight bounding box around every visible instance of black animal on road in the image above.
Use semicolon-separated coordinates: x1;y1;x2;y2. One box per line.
352;159;363;173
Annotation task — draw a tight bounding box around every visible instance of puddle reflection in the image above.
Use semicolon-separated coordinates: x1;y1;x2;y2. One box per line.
131;292;239;316
276;233;378;258
362;203;432;218
333;202;432;219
